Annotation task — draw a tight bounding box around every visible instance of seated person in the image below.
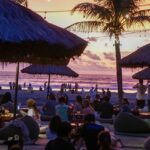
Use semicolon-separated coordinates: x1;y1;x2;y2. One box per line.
45;121;75;150
0;92;14;113
46;115;62;140
98;131;112;150
114;112;150;133
41;93;58;121
0;116;39;145
20;99;40;123
55;96;69;121
92;94;101;112
121;98;131;113
99;96;113;119
73;95;83;114
82;100;95;116
79;114;104;150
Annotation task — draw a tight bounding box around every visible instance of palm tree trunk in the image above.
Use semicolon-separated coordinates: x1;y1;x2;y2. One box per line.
14;62;20;118
47;74;50;98
115;37;123;105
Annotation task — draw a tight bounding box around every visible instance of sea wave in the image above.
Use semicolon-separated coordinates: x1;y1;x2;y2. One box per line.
0;71;138;93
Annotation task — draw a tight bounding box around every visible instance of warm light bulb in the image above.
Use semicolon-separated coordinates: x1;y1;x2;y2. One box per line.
47;0;51;2
125;14;130;19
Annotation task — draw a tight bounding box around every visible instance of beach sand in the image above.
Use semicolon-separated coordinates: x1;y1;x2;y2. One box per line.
0;89;137;107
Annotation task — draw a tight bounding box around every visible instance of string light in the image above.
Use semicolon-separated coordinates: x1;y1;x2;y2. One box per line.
35;4;150;14
34;4;150;37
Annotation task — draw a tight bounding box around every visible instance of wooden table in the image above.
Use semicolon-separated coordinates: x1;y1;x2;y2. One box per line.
70;113;84;127
139;112;150;119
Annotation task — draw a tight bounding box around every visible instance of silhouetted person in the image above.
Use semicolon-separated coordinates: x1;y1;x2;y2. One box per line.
121;98;131;113
106;88;111;99
133;79;147;108
45;121;75;150
80;114;104;150
99;96;113;119
0;92;14;113
46;115;62;140
98;131;112;150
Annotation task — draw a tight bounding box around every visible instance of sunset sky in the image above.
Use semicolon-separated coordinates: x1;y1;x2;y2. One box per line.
2;0;150;75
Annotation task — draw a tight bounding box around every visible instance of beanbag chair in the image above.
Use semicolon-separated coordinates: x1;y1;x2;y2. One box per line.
21;116;39;140
114;112;150;133
144;136;150;150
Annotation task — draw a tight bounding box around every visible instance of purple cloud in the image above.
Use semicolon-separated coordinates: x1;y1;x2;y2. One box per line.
103;52;115;61
84;50;101;60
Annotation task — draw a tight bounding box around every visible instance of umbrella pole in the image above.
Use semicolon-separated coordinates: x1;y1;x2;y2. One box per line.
14;62;19;118
47;74;50;98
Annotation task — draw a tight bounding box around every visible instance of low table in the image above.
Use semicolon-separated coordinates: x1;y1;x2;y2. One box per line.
139;112;150;119
0;113;13;122
70;113;84;127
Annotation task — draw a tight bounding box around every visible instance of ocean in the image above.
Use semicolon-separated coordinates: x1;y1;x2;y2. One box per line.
0;71;137;93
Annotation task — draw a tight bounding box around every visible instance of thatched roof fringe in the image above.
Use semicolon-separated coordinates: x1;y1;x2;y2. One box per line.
121;43;150;68
21;64;79;77
132;67;150;80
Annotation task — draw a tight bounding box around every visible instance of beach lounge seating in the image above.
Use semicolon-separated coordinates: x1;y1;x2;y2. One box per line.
0;116;40;145
144;136;150;150
114;112;150;134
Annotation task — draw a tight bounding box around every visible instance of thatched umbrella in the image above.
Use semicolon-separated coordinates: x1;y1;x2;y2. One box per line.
0;0;87;117
121;43;150;68
121;44;150;109
0;0;87;63
132;68;150;80
21;64;79;96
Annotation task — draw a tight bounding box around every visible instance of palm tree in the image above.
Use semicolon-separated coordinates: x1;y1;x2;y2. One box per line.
13;0;27;7
66;0;150;104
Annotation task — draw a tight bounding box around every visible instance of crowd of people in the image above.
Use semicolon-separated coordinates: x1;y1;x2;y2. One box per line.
0;88;121;150
1;81;150;149
0;114;116;150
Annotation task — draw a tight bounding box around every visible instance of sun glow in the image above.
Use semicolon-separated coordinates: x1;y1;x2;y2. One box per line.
27;0;150;74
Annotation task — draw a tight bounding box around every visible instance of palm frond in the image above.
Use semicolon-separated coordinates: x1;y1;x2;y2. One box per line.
129;16;150;26
71;3;112;20
103;22;125;36
66;21;105;32
134;9;150;17
94;0;112;9
67;0;150;38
